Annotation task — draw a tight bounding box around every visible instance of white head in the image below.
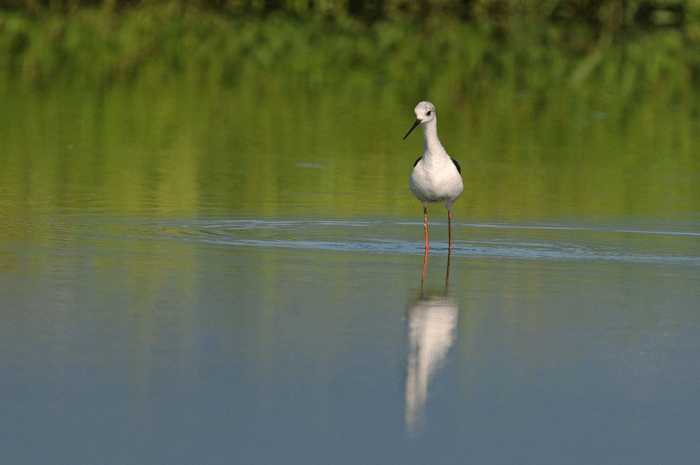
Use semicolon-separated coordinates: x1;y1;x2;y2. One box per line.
403;101;437;140
414;101;436;123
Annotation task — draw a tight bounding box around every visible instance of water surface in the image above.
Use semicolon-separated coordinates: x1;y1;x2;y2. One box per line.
2;210;699;464
1;84;700;464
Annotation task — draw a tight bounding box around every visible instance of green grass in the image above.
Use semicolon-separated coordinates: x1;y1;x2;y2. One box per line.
1;2;700;105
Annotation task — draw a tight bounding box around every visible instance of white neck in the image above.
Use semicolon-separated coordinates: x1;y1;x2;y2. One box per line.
421;119;447;160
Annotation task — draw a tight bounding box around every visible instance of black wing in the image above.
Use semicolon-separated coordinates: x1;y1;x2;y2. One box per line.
413;157;422;168
451;158;461;174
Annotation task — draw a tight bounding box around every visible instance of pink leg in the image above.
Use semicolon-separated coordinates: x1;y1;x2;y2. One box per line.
421;206;429;293
448;210;452;250
423;206;429;251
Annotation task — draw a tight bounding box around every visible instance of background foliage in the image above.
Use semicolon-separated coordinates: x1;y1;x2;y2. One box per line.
1;0;700;100
1;0;699;220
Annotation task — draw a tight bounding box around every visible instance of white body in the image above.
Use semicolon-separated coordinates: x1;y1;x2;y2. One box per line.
408;102;463;211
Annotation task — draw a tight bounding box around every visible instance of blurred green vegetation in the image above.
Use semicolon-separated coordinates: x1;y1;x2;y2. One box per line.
1;0;700;101
1;0;699;223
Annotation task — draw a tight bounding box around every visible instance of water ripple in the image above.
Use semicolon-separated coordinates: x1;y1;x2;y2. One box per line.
131;218;700;265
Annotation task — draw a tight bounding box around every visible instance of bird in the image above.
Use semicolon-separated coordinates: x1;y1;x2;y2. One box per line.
403;101;463;252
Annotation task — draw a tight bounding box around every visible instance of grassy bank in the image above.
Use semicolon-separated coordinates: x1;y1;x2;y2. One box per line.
1;3;700;110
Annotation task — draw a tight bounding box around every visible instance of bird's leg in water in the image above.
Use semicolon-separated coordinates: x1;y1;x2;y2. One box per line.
424;206;429;251
448;210;452;251
445;247;452;292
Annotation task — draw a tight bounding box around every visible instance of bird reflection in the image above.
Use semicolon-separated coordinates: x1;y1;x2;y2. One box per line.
405;248;458;436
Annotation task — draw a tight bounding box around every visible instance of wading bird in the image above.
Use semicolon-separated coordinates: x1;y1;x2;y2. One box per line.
404;101;463;252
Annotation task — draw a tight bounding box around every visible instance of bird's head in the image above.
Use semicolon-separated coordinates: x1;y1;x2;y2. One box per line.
403;101;436;140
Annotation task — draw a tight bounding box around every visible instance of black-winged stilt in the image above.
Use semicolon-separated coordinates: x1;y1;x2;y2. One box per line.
404;101;463;252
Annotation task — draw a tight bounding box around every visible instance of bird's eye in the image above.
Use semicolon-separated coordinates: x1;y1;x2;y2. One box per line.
426;111;432;116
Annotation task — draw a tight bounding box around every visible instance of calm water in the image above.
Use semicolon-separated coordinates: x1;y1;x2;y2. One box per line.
2;211;700;464
2;84;700;464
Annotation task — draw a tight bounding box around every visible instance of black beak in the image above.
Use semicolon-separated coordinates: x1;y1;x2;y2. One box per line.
403;119;422;140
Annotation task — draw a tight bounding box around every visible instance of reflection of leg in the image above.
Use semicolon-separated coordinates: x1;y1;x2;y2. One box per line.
445;247;452;292
421;241;428;297
423;206;429;251
448;210;452;250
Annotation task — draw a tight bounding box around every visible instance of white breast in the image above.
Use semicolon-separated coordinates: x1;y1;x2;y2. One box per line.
410;157;463;207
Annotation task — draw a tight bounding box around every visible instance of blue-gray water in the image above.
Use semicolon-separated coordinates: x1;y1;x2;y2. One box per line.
3;77;700;464
2;213;699;464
